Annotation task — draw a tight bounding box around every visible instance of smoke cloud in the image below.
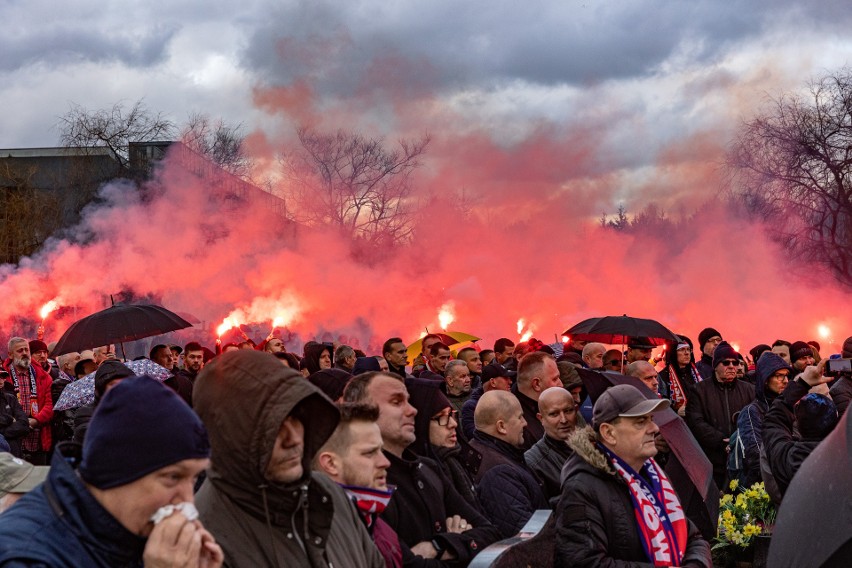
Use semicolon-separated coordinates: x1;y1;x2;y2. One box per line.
1;26;850;360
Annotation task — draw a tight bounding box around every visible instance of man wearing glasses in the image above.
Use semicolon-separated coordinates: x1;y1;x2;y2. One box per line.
686;341;755;490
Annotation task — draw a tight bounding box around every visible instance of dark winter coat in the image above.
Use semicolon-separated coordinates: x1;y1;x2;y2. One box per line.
0;442;147;567
383;450;501;568
432;444;481;512
3;361;54;452
736;353;788;488
49;377;74;445
763;378;825;498
829;376;852;418
0;388;31;457
524;434;574;502
460;387;483;440
695;353;714;381
468;431;549;539
511;383;543;451
685;374;754;488
163;373;193;406
555;427;712;568
193;350;382;568
71;404;94;444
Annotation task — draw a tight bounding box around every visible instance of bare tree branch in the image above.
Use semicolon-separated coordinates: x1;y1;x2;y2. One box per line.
283;127;429;246
728;69;852;287
56;99;175;169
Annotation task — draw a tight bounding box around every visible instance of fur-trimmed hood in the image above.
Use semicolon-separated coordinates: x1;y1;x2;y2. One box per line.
565;425;614;476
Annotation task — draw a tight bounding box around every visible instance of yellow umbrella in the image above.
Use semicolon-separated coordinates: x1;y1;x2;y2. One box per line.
406;331;480;360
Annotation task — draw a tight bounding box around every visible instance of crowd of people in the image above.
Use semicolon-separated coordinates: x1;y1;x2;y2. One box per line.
0;326;849;567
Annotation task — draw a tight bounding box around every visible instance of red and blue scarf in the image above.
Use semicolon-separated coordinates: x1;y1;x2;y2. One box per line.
598;443;688;566
341;485;394;529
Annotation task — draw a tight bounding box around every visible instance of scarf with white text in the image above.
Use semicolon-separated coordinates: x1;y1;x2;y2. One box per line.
598;443;688;566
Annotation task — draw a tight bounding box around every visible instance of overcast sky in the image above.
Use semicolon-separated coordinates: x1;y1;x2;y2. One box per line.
2;0;852;209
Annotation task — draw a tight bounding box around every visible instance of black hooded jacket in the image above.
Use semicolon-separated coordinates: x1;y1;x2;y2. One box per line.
302;342;333;376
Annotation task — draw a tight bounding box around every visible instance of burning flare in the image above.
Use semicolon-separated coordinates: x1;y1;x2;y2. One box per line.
217;316;242;338
39;300;59;320
818;324;831;339
438;303;455;331
517;318;535;343
217;294;302;339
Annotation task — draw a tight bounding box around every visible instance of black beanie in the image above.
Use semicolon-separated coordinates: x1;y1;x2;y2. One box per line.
712;341;739;369
698;328;722;351
790;341;814;363
843;336;852;358
28;340;48;354
94;360;134;402
79;376;210;489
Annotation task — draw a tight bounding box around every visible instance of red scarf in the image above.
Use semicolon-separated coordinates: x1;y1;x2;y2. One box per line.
599;444;688;566
667;363;701;408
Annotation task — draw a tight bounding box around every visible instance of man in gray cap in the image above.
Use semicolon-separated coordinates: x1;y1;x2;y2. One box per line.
555;384;711;567
0;453;48;514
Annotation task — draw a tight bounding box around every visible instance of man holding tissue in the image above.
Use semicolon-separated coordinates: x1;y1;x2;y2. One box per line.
0;376;222;568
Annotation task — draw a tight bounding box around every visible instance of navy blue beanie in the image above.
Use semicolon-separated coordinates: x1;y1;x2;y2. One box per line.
712;341;739;369
795;394;838;440
79;375;210;489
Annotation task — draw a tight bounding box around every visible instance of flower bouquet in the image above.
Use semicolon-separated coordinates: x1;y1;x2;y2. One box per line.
712;480;776;567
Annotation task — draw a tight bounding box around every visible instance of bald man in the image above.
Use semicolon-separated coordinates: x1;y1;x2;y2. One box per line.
468;391;549;538
581;343;607;370
524;388;579;501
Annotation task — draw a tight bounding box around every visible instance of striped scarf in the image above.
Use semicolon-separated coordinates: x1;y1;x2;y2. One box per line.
341;485;394;528
667;363;702;409
598;443;688;566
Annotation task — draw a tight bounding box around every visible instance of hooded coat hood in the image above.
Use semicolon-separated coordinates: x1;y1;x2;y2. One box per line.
755;351;792;407
407;379;452;458
302;342;333;375
194;350;340;514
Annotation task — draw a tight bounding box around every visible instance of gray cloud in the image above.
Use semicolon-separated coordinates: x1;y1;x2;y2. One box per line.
240;0;841;94
0;23;179;72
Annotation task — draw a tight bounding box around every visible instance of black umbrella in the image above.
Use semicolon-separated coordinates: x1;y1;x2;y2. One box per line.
767;408;852;568
577;367;719;541
563;314;680;346
51;304;193;356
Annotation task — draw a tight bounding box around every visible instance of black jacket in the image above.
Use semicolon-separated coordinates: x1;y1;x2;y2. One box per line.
0;389;30;457
0;442;147;566
524;434;574;503
383;450;501;567
829;377;852;418
695;353;714;381
555;427;712;568
468;431;549;539
763;378;824;497
685;375;754;487
511;383;543;451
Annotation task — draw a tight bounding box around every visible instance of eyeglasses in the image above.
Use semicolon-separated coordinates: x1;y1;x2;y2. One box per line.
719;360;739;367
770;372;790;380
431;409;458;427
606;360;621;366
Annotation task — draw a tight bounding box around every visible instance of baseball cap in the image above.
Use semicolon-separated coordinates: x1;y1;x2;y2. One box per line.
592;384;670;430
0;453;49;497
481;362;515;382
